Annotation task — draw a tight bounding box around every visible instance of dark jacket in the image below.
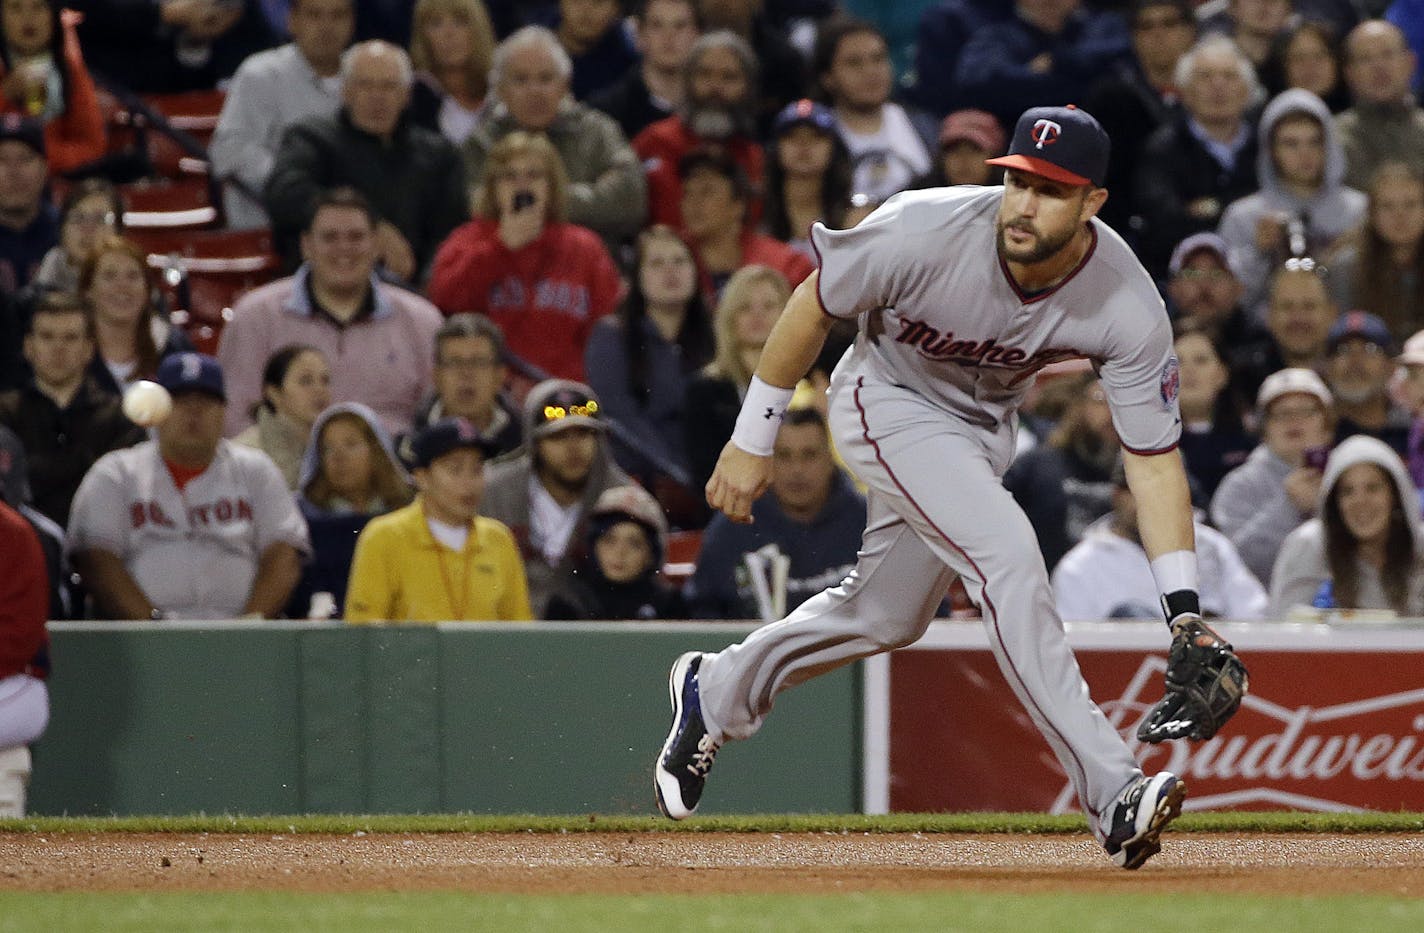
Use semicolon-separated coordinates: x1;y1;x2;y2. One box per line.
685;470;867;620
74;0;274;93
682;372;742;495
588;67;672;142
1083;57;1182;237
544;566;687;621
1003;441;1116;573
909;0;1012;117
1133;112;1261;282
265;109;469;279
411;391;523;459
86;321;195;397
0;379;145;527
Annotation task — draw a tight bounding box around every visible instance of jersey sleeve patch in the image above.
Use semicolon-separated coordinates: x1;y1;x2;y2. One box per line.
1159;355;1180;407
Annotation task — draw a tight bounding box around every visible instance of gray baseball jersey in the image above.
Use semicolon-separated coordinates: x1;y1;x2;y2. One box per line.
813;186;1181;468
67;440;311;618
695;184;1181;835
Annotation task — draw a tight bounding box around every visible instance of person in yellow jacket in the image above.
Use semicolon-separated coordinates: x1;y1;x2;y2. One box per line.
345;417;532;622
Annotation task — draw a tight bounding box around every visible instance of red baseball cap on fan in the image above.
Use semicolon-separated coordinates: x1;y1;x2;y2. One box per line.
986;105;1110;188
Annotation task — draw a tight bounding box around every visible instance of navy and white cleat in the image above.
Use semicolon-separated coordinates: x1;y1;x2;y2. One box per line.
1103;771;1187;870
654;652;720;820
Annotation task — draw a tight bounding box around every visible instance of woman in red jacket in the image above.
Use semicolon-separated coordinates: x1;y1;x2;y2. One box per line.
427;130;622;383
0;2;104;174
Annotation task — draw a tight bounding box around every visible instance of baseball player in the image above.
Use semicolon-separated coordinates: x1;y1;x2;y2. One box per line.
654;106;1248;869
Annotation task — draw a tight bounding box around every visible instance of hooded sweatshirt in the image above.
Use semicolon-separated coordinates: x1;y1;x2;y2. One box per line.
479;379;633;616
288;402;411;619
1217;89;1367;321
1209;442;1305;588
1269;435;1424;617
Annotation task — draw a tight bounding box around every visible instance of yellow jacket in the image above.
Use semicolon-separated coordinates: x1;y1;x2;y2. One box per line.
344;501;532;623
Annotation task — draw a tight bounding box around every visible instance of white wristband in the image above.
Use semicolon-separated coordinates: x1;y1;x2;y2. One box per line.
730;376;796;456
1150;550;1198;596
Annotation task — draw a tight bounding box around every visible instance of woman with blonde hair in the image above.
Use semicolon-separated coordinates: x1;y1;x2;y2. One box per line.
408;0;496;145
80;234;192;396
682;264;791;492
427;130;621;382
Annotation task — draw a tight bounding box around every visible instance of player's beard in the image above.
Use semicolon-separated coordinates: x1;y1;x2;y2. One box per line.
995;217;1078;265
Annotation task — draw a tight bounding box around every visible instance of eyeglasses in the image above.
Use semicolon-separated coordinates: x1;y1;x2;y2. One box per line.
439;355;500;370
540;399;599;423
1176;268;1233;282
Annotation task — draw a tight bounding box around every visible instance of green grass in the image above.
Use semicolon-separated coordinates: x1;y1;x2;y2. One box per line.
1;892;1421;933
3;810;1424;835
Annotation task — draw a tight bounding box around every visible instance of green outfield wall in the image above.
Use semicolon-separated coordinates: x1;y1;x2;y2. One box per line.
29;622;862;816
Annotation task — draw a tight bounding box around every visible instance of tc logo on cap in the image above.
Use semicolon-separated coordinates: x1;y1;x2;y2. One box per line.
1031;119;1061;149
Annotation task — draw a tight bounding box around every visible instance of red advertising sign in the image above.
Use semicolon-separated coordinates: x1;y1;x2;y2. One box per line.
880;623;1424;813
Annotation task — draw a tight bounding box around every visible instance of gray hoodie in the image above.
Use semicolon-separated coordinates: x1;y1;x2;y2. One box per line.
1217;88;1367;321
1209;443;1302;588
297;402;410;507
479;379;634;616
1268;435;1424;617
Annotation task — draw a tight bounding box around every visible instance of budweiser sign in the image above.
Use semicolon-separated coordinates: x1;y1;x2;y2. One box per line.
1049;656;1424;814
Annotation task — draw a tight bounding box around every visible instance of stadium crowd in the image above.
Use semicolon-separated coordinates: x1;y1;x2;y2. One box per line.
14;0;1424;810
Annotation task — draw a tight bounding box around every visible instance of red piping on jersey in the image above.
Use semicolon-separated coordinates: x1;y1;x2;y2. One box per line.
852;377;1097;815
808;234;840;321
997;223;1098;304
1121;440;1180;456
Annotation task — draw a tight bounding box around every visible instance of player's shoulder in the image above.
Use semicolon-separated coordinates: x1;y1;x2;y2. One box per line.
1081;220;1168;317
873;184;1000;228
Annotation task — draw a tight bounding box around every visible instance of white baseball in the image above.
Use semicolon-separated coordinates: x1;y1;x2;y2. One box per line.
122;380;173;427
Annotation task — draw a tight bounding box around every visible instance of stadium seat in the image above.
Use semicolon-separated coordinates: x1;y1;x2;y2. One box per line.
144;229;279;353
663;529;703;585
121;177;219;232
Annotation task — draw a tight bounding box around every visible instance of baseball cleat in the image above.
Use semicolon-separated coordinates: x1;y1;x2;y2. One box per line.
654;651;720;820
1103;771;1187;870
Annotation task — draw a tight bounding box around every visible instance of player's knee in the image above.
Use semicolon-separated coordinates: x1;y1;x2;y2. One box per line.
862;611;931;651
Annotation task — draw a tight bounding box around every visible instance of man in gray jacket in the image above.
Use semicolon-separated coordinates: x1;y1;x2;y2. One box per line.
479;379;634;616
1210;367;1336;587
462;26;647;248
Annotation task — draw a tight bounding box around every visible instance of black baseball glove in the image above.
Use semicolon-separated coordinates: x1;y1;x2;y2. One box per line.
1136;616;1249;743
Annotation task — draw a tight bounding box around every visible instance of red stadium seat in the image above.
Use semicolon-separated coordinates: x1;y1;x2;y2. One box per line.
662;529;703;585
121;178;219;231
144;229;280;354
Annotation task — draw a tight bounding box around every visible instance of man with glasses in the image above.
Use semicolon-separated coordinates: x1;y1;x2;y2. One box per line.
1323;310;1411;455
412;314;522;458
1211;367;1336;586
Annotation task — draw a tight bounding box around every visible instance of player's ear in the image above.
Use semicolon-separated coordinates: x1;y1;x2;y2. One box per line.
1080;186;1108;223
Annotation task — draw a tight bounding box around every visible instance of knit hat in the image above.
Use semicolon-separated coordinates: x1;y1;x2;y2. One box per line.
587;484;668;567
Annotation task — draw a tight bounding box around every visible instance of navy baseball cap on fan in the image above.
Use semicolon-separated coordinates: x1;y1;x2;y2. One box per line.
985;105;1110;187
1327;310;1396;355
0;113;45;158
772;98;836;137
411;417;498;468
156;352;226;401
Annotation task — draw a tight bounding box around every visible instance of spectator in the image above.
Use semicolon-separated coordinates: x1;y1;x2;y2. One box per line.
1389;0;1424;99
76;0;275;93
1270;434;1424;616
1325;161;1424;338
429;130;621;383
1262;18;1350;113
1211;366;1334;587
1336;19;1424;191
81;235;195;396
544;482;687;620
1165;232;1261;361
762;99;852;260
1053;457;1266;621
585;225;713;485
685;407;866;620
31;177;121;294
412;313;522;457
1218;88;1366;317
1084;0;1196;235
407;0;495;145
210;0;355;231
479;379;633;617
683;263;789;492
68;353;310;619
1134;34;1262;280
679;147;813;303
907;108;1006;190
909;0;1011;118
219;187;443;438
695;0;805;130
290;401;413;620
1324;310;1411;455
589;0;701;141
1399;326;1424;488
232;344;332;489
1004;372;1119;573
953;0;1132;132
461;25;647;247
1234;258;1337;401
1174;321;1255;502
633;29;763;228
0;491;47;817
1199;0;1294;73
545;0;638;101
345;415;531;621
0;292;143;526
0;115;55;294
265;40;469;283
0;3;104;174
0;424;67;618
814;16;934;204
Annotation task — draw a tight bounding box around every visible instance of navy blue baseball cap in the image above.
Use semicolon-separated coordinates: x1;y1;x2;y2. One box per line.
1328;310;1396;355
773;98;837;137
156;352;226;401
986;105;1110;187
411;417;498;468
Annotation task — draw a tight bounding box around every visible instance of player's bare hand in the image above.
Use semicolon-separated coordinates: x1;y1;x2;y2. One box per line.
706;442;771;524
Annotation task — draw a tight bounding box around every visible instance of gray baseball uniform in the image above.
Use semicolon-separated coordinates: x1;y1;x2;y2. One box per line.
696;186;1181;835
67;440;311;619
